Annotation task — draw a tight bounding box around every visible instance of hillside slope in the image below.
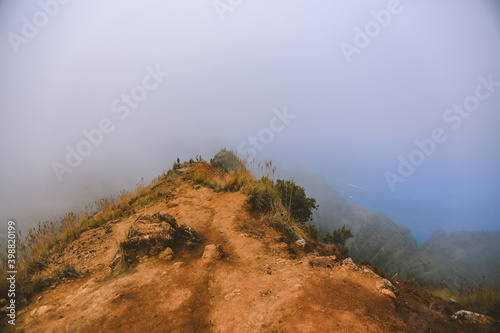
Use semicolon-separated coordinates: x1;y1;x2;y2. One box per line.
8;166;498;332
300;172;500;287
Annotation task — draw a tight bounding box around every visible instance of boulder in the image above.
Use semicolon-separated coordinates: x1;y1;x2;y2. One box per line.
451;310;495;325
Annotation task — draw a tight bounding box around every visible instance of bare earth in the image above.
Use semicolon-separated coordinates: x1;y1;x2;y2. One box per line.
10;174;499;332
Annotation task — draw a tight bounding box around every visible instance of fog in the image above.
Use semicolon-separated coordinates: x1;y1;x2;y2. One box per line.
1;0;500;244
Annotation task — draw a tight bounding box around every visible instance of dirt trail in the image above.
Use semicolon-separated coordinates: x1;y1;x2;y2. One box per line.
12;176;497;332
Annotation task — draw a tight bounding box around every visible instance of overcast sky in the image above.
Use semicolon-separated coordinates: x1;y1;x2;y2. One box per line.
1;0;499;243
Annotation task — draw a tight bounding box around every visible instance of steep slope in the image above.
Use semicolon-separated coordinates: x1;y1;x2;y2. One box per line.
300;172;500;287
8;167;498;332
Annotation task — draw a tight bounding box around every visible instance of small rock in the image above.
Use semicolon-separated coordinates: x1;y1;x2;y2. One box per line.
159;247;175;261
295;239;306;248
381;289;396;299
376;278;398;297
343;258;354;265
451;310;495;325
202;244;224;261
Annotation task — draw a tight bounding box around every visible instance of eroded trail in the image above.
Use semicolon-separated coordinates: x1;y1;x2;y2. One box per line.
13;175;486;333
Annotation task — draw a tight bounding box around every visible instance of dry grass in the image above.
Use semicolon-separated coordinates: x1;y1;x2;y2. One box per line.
187;158;312;243
188;161;253;192
0;172;171;300
423;279;500;319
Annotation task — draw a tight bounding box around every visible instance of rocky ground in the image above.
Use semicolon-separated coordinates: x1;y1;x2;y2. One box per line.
5;171;499;332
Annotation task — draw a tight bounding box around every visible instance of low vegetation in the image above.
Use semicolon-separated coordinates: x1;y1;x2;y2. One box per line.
0;174;170;301
323;224;354;259
422;279;500;320
186;150;319;243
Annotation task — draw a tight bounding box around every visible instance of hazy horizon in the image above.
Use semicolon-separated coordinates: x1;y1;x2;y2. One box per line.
1;0;500;245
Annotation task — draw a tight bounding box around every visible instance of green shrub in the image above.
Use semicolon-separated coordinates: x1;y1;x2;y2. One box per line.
305;224;319;241
275;179;318;224
324;224;353;258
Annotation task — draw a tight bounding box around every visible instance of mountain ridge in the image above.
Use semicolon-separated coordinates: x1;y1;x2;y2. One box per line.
4;161;497;332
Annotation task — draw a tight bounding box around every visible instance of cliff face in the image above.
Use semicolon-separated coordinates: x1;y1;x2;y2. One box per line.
7;165;493;332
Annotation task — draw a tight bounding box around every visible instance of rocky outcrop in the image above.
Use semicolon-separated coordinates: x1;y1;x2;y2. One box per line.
120;212;197;263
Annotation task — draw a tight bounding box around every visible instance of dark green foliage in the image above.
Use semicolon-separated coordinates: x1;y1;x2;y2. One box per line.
246;178;318;225
306;224;319;241
275;179;318;224
324;224;353;258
